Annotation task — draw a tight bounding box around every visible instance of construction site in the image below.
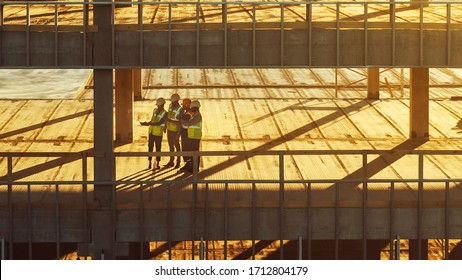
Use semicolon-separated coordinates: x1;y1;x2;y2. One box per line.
0;0;462;260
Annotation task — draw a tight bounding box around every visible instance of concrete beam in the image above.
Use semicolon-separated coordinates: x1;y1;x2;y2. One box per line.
132;69;142;100
115;69;134;143
409;68;429;139
367;68;380;99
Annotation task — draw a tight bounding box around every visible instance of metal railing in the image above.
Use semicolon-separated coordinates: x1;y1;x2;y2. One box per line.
1;149;461;259
1;1;461;67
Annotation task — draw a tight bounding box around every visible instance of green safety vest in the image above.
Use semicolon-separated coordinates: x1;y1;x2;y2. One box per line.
167;104;181;132
187;120;202;140
148;108;166;136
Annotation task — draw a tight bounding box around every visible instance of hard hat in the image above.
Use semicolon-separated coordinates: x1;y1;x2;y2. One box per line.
170;93;180;102
156;97;165;106
182;98;191;106
190;100;201;108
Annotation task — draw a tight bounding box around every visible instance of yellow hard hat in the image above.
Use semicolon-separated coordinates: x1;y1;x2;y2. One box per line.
170;93;180;102
156;97;165;106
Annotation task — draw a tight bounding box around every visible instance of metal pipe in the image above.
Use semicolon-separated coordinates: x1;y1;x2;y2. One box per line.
223;182;228;260
54;4;58;66
362;151;368;260
336;3;340;67
334;182;339;260
111;2;115;66
138;2;143;66
27;183;32;260
192;179;197;259
223;1;228;66
306;182;312;260
199;237;204;260
420;3;424;66
447;3;451;66
205;183;209;260
364;4;368;65
280;4;284;66
196;2;200;66
444;181;449;259
298;235;302;260
83;1;88;66
26;3;30;66
391;3;396;66
395;235;400;260
168;3;172;67
168;181;172;260
139;183;145;260
252;4;256;66
1;237;5;260
389;181;395;260
417;152;424;259
55;184;60;259
82;154;88;260
7;156;13;260
279;153;284;260
251;182;256;260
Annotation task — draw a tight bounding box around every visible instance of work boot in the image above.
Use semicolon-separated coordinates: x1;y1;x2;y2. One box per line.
164;161;174;168
154;162;161;170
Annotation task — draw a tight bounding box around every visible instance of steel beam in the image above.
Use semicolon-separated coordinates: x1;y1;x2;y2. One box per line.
367;68;380;99
115;69;134;143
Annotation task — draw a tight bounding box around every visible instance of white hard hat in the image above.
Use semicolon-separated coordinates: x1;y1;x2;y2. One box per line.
156;97;165;106
170;93;180;102
190;100;201;108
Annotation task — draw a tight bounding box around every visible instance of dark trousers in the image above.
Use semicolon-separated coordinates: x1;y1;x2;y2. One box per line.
184;138;201;170
167;130;181;163
148;134;162;162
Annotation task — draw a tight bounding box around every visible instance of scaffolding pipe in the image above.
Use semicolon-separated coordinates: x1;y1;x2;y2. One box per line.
199;237;204;260
395;235;400;260
1;237;5;260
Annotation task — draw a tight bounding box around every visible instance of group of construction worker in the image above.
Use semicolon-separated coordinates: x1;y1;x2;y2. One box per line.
140;94;202;173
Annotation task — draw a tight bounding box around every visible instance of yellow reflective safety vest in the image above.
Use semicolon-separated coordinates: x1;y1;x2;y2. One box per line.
166;104;181;132
148;108;166;136
187;120;202;140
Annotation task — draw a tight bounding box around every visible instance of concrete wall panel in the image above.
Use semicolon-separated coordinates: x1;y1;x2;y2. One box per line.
227;30;253;66
199;30;225;66
256;30;281;66
58;33;84;66
143;31;169;67
284;30;309;66
30;33;55;66
1;32;27;66
115;32;141;66
311;29;336;66
451;30;462;66
367;30;392;66
423;30;447;66
339;30;365;66
395;30;420;66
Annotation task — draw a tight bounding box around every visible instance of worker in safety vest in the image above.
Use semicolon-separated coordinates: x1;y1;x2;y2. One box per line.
180;100;202;173
164;93;182;168
177;98;191;168
140;97;167;170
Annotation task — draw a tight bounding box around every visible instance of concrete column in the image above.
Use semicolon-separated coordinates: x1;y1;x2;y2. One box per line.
132;69;142;100
409;239;428;260
367;68;380;99
410;68;429;139
115;69;134;142
93;0;115;260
